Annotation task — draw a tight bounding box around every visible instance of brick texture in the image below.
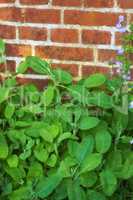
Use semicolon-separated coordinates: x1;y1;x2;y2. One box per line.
0;0;132;85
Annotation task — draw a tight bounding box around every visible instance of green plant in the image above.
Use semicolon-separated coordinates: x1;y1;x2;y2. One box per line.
0;26;133;200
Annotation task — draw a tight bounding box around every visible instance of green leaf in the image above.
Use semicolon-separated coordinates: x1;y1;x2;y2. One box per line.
42;86;55;106
53;69;72;85
87;190;107;200
0;133;8;159
4;104;15;119
67;180;86;200
5;165;26;182
34;145;49;163
27;161;43;180
80;153;102;174
26;56;51;75
16;61;28;73
10;186;31;200
85;73;106;88
57;132;77;146
95;130;112;153
79;116;100;130
0;39;5;54
35;172;63;198
120;154;133;179
80;172;97;188
7;155;18;168
88;92;113;109
100;169;117;196
0;87;9;103
47;154;57;167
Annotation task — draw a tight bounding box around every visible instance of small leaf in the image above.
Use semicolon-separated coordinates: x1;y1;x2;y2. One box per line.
95;130;112;153
7;155;18;168
79;116;100;130
27;161;43;180
47;154;57;167
85;73;106;88
4;104;15;119
16;61;28;73
0;87;9;104
0;133;8;159
42;86;55;106
100;169;117;196
80;153;102;174
87;190;107;200
34;145;48;163
80;172;97;188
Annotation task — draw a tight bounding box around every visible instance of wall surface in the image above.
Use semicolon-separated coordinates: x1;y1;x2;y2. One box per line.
0;0;133;87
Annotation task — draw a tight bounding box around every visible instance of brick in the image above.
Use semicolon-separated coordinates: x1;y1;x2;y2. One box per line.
6;44;32;57
82;65;118;77
19;27;47;41
16;77;49;90
84;0;114;7
82;30;111;44
64;11;124;26
51;29;78;43
0;8;21;22
115;32;126;45
51;63;79;76
20;0;48;4
0;60;16;73
0;0;15;2
23;9;60;24
82;65;111;76
98;49;116;62
52;0;82;7
0;25;16;39
35;46;93;61
118;0;133;8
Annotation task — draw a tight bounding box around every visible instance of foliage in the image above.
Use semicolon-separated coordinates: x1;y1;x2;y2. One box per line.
0;34;133;199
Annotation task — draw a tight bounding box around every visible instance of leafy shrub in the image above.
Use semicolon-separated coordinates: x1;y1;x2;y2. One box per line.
0;22;133;199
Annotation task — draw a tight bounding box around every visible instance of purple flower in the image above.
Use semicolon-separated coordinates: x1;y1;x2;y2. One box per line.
119;27;127;33
116;23;122;29
117;48;124;55
115;61;123;67
118;15;125;22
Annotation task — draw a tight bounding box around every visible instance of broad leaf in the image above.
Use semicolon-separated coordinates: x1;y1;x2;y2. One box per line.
35;172;63;198
87;190;107;200
79;116;100;130
7;155;18;168
95;130;112;153
100;169;117;196
0;133;8;159
80;153;102;174
53;69;72;85
4;104;15;119
85;73;106;88
42;86;55;106
0;87;9;103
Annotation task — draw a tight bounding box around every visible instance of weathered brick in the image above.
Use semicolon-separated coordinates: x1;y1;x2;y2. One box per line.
0;60;16;72
19;27;47;41
0;0;15;2
118;0;133;8
0;8;21;22
20;0;48;4
51;29;78;43
35;46;93;61
51;63;79;76
23;9;61;24
115;32;126;45
84;0;114;7
6;44;32;57
16;77;49;90
82;30;111;44
0;25;16;39
98;49;116;62
52;0;82;7
64;11;123;26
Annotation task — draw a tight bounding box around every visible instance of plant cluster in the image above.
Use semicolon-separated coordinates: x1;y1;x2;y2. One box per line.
0;19;133;200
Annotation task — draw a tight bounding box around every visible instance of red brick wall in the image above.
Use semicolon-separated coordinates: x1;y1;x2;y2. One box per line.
0;0;133;86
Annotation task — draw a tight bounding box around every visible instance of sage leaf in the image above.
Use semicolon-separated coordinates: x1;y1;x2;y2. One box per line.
79;116;100;130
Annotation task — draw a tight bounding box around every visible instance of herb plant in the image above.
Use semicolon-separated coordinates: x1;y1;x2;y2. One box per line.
0;24;133;200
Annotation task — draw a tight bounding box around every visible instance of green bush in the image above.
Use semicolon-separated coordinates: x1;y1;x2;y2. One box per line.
0;19;133;199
